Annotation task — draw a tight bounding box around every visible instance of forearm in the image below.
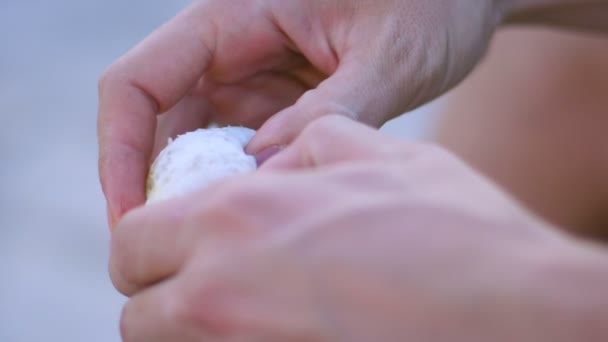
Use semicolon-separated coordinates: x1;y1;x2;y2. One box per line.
500;0;608;32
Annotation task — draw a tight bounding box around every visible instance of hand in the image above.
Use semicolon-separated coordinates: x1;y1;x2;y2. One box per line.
110;116;608;342
97;0;504;225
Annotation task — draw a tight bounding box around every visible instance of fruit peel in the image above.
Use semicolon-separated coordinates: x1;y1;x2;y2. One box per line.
146;126;257;204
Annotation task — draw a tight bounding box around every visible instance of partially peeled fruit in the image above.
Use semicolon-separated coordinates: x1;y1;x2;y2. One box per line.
146;127;257;204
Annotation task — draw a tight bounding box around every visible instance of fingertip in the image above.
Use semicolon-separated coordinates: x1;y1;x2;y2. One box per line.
245;118;293;155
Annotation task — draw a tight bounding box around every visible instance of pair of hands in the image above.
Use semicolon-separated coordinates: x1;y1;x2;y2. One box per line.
98;0;608;340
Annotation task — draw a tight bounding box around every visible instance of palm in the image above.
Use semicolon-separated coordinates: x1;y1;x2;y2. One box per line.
208;67;322;123
152;12;329;157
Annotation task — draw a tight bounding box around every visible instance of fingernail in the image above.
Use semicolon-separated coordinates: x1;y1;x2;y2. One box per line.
254;145;285;167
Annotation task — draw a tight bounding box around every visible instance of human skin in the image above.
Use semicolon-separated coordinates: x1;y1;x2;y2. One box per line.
110;116;608;342
433;27;608;239
96;0;608;226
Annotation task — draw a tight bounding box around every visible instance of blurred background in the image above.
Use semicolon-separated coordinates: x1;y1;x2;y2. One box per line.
0;1;438;341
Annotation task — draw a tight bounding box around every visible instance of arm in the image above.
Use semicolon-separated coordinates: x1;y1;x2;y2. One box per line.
504;0;608;31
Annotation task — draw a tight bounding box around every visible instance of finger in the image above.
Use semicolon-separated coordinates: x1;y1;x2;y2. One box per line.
97;3;221;224
120;278;207;342
109;197;195;296
245;56;402;155
260;115;419;170
152;95;213;160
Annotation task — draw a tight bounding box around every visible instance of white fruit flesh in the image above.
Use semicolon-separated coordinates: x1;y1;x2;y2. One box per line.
146;127;257;204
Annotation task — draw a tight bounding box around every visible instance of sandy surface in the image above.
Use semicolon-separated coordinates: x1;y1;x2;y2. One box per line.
0;1;437;341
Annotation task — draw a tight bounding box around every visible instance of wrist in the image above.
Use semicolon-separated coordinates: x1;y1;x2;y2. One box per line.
527;240;608;341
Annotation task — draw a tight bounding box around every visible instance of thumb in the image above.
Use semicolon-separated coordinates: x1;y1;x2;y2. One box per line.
245;57;401;155
260;115;417;170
